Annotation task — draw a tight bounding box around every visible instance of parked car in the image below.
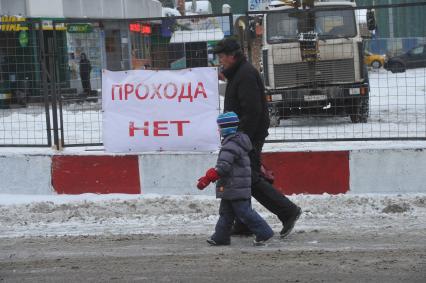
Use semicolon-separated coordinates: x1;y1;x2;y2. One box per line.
364;51;385;69
384;44;426;73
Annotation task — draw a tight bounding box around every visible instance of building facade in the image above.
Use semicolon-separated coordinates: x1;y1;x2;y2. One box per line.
0;0;162;19
356;0;426;38
0;0;162;103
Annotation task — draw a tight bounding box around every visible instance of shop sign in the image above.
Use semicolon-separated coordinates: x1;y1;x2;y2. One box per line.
67;24;93;33
19;31;29;47
0;92;12;100
129;23;152;34
40;20;66;31
0;16;28;32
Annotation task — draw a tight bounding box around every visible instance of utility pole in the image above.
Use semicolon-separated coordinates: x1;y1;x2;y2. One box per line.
388;0;394;38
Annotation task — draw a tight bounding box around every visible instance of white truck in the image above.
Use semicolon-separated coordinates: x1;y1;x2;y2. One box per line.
261;0;374;125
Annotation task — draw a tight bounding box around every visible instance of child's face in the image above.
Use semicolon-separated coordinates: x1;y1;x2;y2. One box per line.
218;127;223;138
218;126;228;138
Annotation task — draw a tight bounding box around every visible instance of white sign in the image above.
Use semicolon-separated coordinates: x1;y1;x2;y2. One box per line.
248;0;272;11
102;68;220;152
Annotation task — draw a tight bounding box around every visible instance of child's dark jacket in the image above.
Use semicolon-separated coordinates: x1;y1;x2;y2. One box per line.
215;132;252;200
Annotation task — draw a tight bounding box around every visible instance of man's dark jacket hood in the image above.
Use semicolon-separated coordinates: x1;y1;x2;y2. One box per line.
215;132;252;200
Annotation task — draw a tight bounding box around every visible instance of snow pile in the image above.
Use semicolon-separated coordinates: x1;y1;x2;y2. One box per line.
1;193;425;238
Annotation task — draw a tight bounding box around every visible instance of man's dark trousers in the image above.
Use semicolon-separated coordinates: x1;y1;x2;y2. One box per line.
249;140;298;224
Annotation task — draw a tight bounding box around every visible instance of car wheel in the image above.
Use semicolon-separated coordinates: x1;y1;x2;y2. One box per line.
390;62;405;73
371;60;382;69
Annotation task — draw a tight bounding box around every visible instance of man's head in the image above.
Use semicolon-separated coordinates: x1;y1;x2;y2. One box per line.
213;38;243;70
217;111;239;137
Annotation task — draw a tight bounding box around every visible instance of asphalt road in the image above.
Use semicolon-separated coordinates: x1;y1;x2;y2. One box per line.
1;229;425;283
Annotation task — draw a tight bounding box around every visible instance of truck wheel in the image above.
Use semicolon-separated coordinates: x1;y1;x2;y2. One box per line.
350;96;369;123
268;105;281;127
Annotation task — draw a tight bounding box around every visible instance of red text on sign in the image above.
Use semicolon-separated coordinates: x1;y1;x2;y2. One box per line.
129;120;190;137
112;82;207;102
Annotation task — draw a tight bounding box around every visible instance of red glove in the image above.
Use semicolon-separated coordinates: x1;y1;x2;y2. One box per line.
197;168;220;190
197;176;211;190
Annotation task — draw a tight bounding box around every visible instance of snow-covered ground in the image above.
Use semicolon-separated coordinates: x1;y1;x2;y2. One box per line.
1;68;425;146
269;67;426;140
1;193;425;239
1;193;425;282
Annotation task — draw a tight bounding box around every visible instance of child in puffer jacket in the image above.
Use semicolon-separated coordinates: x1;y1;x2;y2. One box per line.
197;112;273;246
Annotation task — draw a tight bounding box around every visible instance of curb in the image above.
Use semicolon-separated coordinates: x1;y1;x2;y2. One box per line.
1;148;425;195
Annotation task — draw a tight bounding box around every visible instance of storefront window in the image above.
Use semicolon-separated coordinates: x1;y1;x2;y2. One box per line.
66;26;101;81
130;23;152;69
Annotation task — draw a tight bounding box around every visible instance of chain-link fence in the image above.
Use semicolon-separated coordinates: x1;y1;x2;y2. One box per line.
0;14;232;147
245;1;426;142
1;2;426;148
55;14;232;147
0;18;52;147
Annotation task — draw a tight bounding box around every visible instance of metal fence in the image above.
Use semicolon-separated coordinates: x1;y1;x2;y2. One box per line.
0;13;232;147
56;14;232;147
245;1;426;142
1;2;426;148
0;19;52;147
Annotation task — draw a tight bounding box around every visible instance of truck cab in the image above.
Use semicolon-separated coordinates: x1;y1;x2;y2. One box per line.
262;1;370;125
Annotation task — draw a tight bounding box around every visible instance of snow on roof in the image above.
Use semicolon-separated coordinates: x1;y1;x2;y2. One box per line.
170;28;224;43
162;7;181;17
315;1;356;7
268;1;356;10
185;1;212;14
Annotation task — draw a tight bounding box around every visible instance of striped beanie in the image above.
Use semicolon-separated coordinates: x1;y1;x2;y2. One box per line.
217;112;239;137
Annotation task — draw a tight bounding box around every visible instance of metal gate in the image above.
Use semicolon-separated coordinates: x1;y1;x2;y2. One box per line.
0;19;53;147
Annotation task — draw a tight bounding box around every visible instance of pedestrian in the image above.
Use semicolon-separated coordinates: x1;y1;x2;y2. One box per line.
213;38;302;238
79;52;92;98
197;112;274;246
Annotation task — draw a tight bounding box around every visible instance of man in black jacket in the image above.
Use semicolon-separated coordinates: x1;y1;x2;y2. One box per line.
79;52;92;98
214;38;302;238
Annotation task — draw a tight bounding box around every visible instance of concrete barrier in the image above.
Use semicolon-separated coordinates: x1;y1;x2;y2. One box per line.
0;148;425;195
52;155;140;194
349;149;426;194
0;155;53;194
138;154;217;195
262;151;350;195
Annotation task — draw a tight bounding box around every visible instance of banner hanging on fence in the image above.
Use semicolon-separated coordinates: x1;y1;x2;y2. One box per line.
102;68;220;152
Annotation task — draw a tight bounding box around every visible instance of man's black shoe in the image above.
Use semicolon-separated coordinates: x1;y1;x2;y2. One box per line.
280;207;302;238
206;238;230;246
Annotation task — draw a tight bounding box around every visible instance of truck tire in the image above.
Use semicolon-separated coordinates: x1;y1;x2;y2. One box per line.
268;105;281;127
350;96;369;123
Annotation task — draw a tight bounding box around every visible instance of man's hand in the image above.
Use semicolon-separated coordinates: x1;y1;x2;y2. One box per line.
218;72;225;81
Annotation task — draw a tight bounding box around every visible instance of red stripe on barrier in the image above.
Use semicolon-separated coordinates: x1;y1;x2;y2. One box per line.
52;156;140;194
262;151;349;195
